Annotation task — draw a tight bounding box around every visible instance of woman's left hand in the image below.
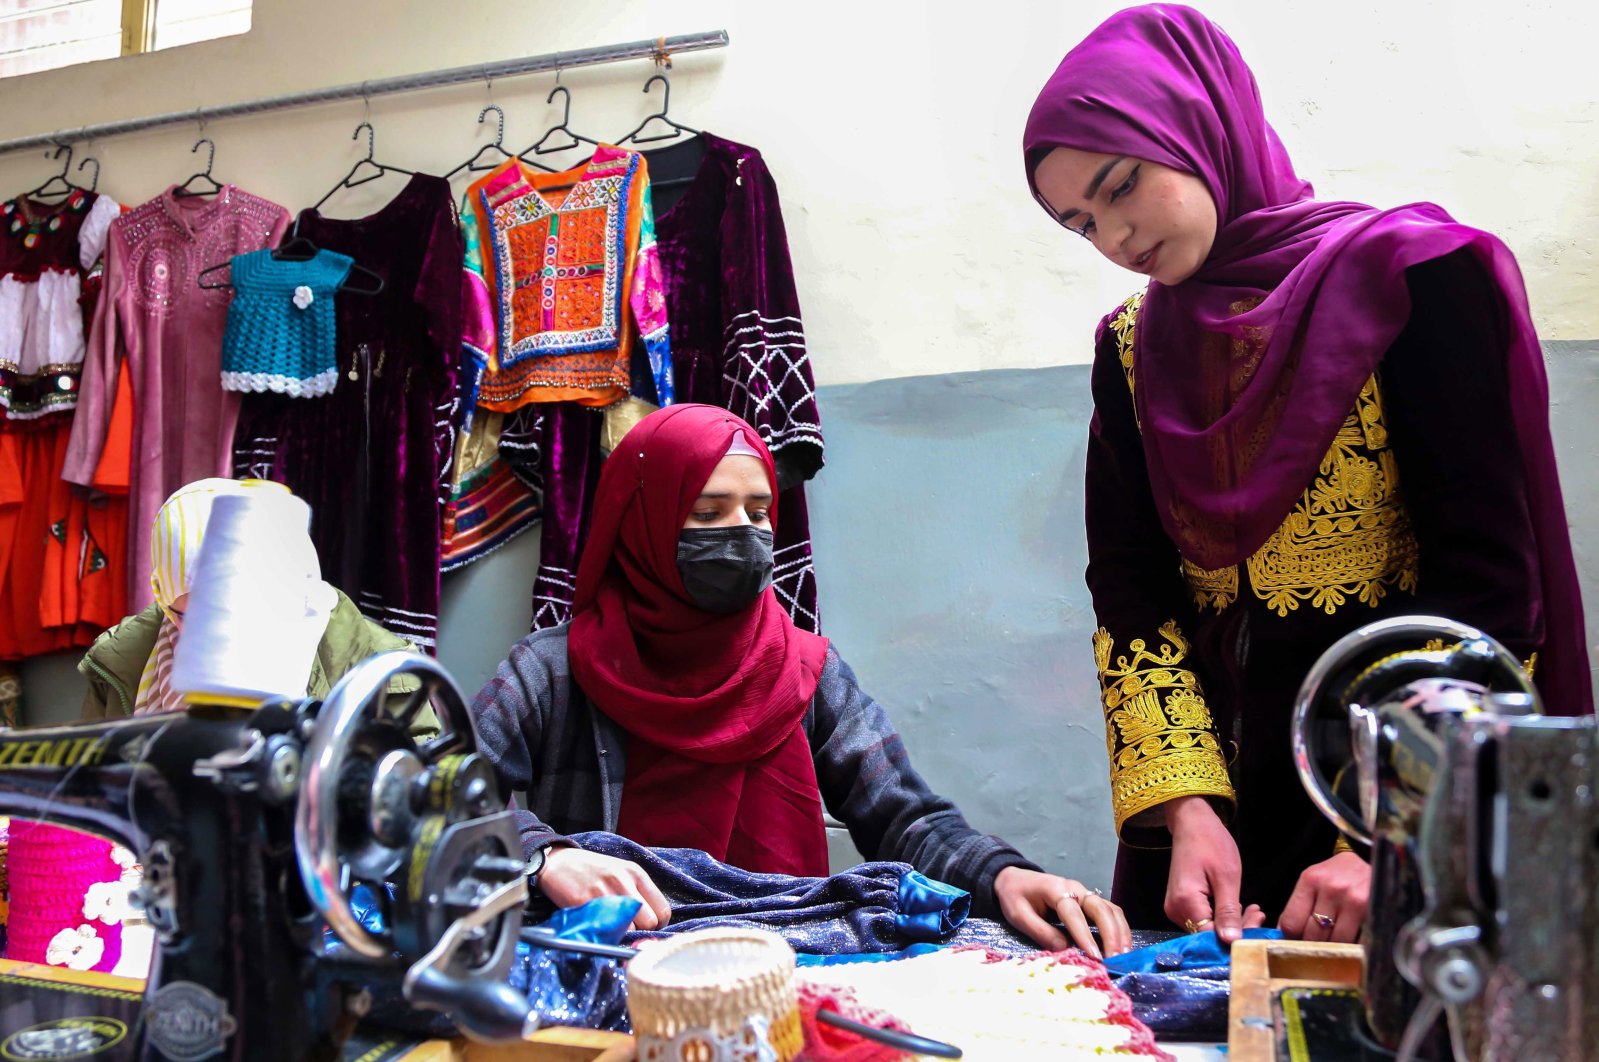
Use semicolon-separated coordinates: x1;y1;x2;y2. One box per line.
993;866;1132;958
1278;852;1370;944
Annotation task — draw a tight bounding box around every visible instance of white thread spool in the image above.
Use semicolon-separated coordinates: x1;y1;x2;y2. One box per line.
170;489;335;705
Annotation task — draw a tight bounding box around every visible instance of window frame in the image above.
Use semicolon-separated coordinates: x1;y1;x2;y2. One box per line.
120;0;155;54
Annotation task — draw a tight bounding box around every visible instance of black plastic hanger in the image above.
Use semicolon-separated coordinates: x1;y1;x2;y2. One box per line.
173;137;224;198
25;144;91;203
519;86;598;162
198;224;385;294
615;74;700;147
196;249;385;294
447;105;524;180
308;121;415;214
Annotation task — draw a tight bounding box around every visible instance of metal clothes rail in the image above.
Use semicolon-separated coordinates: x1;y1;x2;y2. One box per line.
0;29;729;156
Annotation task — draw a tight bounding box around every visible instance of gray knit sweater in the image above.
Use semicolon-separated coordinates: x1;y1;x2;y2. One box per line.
468;625;1038;917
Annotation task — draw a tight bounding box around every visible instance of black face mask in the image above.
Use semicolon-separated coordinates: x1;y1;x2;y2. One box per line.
676;526;774;613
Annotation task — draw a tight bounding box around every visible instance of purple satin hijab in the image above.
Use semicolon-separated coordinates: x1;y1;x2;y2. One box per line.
1025;4;1591;713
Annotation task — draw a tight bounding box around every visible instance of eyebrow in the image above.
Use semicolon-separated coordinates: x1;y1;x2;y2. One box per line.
1056;155;1129;224
696;492;774;502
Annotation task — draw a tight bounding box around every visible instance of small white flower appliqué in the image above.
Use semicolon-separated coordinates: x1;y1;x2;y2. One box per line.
46;925;105;970
292;285;314;310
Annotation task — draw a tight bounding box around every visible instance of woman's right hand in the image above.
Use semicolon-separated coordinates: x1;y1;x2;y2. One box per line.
536;847;674;931
1164;796;1265;942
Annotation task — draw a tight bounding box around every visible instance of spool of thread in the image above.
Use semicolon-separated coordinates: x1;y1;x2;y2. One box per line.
627;928;802;1061
170;489;336;706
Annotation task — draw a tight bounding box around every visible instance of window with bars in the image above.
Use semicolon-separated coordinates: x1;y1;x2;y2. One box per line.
0;0;251;79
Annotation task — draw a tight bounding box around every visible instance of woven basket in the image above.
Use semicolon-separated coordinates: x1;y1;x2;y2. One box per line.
628;928;802;1061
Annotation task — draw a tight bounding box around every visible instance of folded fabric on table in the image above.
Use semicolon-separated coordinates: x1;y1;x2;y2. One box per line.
1105;928;1283;1042
558;832;970;955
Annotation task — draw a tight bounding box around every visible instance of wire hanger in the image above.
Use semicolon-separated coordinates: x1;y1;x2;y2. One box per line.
174;137;225;198
308;121;415;214
25;144;91;203
615;74;700;147
446;105;522;180
520;84;598;161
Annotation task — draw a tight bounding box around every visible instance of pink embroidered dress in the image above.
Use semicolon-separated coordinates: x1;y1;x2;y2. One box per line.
64;186;288;610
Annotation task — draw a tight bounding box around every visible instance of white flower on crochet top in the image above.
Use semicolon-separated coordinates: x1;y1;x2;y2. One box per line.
110;845;142;888
292;285;314;310
83;880;133;925
45;925;104;970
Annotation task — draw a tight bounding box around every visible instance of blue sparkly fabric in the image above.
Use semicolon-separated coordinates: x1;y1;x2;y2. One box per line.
557;832;968;954
220;248;352;397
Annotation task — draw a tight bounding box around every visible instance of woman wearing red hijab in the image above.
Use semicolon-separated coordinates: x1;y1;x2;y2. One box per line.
471;403;1130;956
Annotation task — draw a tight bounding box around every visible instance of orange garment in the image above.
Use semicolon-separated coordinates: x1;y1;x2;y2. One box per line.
461;147;672;410
0;363;130;660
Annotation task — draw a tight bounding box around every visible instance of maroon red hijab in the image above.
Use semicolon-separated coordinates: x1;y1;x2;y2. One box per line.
1025;4;1591;713
567;404;831;873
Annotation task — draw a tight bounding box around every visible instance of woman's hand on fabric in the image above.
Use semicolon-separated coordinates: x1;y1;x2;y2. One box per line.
537;847;674;930
1165;795;1258;943
993;866;1131;959
1278;852;1369;944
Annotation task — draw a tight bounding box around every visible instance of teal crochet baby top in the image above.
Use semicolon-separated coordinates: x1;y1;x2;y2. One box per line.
220;248;354;397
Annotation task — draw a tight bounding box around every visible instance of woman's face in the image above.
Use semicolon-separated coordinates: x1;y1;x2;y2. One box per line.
682;455;773;531
1032;147;1217;285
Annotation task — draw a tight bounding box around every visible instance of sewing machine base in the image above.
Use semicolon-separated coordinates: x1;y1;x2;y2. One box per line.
0;958;637;1061
1228;940;1366;1061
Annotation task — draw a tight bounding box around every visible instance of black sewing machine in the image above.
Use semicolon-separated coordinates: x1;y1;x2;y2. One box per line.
1293;616;1599;1061
0;652;540;1061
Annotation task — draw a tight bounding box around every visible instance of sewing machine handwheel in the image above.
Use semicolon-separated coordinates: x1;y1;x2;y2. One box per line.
1292;616;1534;846
296;650;480;960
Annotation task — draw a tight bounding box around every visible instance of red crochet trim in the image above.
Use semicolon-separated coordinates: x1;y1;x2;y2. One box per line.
795;981;913;1062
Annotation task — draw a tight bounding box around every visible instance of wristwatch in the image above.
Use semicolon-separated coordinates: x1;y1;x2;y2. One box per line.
525;845;549;890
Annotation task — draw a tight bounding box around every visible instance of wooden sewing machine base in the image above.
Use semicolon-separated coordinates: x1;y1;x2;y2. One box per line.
1227;939;1365;1061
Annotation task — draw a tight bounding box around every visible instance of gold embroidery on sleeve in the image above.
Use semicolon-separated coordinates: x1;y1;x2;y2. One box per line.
1093;622;1235;836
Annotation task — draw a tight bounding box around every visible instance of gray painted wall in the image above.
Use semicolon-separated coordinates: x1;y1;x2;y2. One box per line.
18;346;1599;893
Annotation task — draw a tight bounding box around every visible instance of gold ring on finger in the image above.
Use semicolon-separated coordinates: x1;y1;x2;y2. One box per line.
1182;917;1213;934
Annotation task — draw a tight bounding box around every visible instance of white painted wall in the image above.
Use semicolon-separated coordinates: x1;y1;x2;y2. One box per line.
0;0;1593;389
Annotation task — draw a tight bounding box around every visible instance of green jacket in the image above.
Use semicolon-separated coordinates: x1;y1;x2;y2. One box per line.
79;589;438;736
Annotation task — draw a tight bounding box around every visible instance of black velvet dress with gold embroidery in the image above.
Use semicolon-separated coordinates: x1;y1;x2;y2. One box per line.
1086;255;1545;926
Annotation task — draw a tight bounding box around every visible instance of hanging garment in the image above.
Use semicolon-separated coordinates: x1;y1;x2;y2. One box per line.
643;134;825;633
64;185;289;612
461;148;673;411
502;136;827;633
439;410;540;572
0;189;119;420
220;248;353;397
232;174;460;649
0;193;129;659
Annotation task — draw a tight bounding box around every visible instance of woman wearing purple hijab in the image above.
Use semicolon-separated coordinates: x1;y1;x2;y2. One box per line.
1024;5;1590;943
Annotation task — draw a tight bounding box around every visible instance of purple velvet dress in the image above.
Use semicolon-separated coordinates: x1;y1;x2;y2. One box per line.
233;174;461;650
1089;254;1552;927
647;133;825;630
509;134;826;633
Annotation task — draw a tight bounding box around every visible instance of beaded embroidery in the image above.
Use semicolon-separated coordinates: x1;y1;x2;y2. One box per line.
1093;621;1235;834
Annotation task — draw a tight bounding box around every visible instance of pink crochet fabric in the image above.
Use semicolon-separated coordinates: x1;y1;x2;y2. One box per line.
5;822;123;972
